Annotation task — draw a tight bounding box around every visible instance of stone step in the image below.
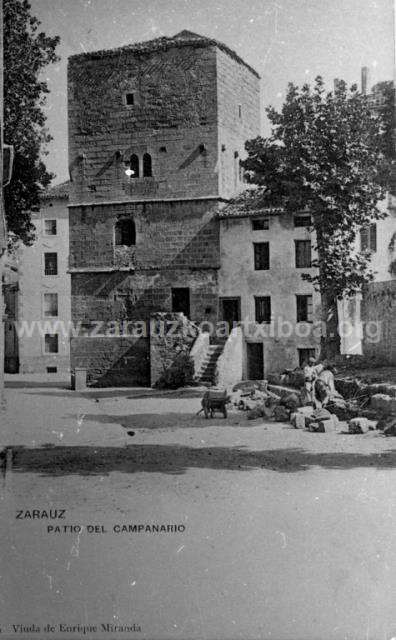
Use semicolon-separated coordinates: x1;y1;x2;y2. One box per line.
203;359;218;366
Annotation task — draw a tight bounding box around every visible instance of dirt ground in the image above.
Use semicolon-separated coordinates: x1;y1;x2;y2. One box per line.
2;376;396;640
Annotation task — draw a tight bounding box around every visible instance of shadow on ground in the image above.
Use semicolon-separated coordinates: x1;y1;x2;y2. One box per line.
5;380;71;390
68;412;245;430
22;388;206;401
5;445;396;477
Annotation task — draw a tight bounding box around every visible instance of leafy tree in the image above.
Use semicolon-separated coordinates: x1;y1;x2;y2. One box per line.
242;77;390;357
3;0;60;245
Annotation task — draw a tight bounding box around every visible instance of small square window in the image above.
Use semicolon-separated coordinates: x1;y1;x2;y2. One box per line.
44;334;59;354
44;220;57;235
255;296;271;323
294;215;312;228
43;293;58;317
44;252;58;275
47;366;58;374
298;348;316;367
125;92;135;106
252;218;269;231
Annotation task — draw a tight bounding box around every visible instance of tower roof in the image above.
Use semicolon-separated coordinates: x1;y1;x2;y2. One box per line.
69;31;260;78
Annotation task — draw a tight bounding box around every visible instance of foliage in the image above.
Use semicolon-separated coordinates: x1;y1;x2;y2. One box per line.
371;81;394;165
154;353;195;389
3;0;60;245
242;77;389;302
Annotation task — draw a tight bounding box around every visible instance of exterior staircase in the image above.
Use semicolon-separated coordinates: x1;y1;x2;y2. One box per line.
196;336;228;386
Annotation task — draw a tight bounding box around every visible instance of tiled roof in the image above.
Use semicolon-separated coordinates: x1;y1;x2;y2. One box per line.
219;190;284;219
41;180;70;200
68;30;260;79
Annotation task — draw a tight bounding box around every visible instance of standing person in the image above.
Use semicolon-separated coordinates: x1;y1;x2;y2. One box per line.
302;357;317;405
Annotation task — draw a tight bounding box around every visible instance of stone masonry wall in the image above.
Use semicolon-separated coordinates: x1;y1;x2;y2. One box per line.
70;336;150;386
68;43;219;203
69;199;220;270
361;280;396;364
71;268;219;327
216;48;261;199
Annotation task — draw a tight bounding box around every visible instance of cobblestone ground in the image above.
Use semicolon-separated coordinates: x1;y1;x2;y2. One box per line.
1;375;396;640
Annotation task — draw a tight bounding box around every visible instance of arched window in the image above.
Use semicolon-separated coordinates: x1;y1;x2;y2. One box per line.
115;219;136;246
129;154;139;178
143;153;152;177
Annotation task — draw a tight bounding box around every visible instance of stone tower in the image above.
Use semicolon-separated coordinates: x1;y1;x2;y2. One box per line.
67;31;260;385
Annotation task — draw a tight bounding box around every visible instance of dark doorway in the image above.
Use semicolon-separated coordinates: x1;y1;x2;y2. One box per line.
220;297;241;328
247;343;264;380
171;288;190;317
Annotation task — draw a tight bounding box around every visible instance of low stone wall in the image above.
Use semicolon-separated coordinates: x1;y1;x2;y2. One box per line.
70;336;150;387
19;356;70;375
190;331;210;380
216;326;243;391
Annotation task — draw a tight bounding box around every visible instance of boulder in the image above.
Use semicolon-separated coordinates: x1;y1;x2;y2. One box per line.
371;394;396;415
348;417;369;434
274;405;290;422
280;392;301;412
291;412;306;429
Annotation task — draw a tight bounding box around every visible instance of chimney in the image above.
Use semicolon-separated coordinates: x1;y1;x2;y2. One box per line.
333;78;341;92
361;66;369;95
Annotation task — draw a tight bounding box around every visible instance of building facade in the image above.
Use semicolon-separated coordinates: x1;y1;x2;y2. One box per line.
67;31;261;385
15;182;71;374
218;206;321;378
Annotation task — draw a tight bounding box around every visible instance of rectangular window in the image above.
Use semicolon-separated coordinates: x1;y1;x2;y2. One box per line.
252;218;269;231
46;366;58;374
44;219;57;235
43;293;58;317
360;223;377;252
295;240;311;268
44;334;58;354
255;296;271;323
294;215;312;227
44;253;58;275
125;92;135;106
296;294;313;322
298;348;316;367
254;242;270;270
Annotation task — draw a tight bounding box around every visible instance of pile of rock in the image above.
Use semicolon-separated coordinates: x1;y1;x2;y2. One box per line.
291;406;339;432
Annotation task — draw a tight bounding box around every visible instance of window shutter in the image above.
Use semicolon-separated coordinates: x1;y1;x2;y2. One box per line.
360;227;369;251
369;223;377;251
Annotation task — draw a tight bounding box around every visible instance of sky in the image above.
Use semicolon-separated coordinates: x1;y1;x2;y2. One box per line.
30;0;395;184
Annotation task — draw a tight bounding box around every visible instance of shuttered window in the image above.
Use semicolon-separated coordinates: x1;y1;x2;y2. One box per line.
255;296;271;323
295;240;311;268
252;218;269;230
296;294;313;322
43;293;58;317
44;334;59;354
44;253;58;275
254;242;270;270
294;215;312;227
360;223;377;252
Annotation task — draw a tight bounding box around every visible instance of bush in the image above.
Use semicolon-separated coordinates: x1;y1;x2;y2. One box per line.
155;354;195;389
